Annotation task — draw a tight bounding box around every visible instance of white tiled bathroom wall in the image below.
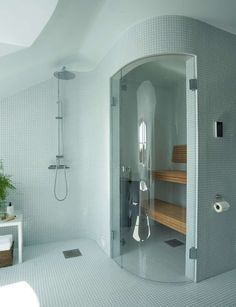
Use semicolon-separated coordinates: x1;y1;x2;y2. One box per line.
0;78;88;245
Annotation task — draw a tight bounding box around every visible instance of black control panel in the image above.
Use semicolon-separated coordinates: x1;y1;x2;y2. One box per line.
215;121;223;138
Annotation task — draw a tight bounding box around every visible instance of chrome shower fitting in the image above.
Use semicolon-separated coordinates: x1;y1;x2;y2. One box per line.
48;66;75;201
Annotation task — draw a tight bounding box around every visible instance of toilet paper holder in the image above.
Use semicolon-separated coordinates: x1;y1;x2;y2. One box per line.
213;194;230;213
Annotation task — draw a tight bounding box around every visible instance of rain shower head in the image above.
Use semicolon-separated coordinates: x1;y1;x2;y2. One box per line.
53;66;75;80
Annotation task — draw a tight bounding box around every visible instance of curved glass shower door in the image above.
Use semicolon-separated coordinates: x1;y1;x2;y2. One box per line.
111;55;197;282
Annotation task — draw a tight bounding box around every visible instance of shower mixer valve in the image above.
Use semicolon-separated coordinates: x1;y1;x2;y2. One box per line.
48;165;70;169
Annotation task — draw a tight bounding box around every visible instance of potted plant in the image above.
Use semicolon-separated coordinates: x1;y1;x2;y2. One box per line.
0;173;15;218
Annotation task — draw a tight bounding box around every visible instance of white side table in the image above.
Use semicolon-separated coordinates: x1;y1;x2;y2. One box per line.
0;213;23;263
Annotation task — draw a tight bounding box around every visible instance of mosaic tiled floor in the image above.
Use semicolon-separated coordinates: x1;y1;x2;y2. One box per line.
1;238;236;307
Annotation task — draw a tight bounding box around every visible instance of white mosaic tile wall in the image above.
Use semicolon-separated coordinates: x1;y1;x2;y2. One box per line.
0;78;89;245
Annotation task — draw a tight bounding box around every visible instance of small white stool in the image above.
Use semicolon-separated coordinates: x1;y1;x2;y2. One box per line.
0;213;23;263
0;234;14;267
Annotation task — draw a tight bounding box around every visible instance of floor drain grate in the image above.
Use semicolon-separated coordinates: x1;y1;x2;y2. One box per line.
165;239;184;247
63;249;82;258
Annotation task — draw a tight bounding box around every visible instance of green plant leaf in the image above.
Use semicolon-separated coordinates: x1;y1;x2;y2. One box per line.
0;174;16;200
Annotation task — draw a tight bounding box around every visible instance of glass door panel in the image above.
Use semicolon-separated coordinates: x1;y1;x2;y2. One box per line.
111;54;196;282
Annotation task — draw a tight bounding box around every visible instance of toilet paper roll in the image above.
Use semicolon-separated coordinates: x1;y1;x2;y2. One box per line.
213;201;230;213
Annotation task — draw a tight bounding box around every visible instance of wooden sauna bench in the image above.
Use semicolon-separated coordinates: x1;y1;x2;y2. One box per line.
142;199;186;235
148;144;187;234
152;170;186;184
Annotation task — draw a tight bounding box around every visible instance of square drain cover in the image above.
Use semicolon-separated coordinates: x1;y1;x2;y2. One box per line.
63;249;82;258
165;239;184;247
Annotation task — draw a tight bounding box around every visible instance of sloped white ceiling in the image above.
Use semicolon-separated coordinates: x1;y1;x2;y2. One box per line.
0;0;58;56
78;0;236;71
1;0;236;98
0;0;105;98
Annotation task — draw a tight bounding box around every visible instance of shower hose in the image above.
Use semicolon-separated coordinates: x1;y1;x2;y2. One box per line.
54;158;68;201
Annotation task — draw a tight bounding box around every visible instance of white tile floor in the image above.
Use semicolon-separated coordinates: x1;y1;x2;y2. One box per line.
1;238;236;307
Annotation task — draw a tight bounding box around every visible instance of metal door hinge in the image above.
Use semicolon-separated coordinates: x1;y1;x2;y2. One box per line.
111;97;117;107
189;247;198;259
189;79;198;91
111;230;115;240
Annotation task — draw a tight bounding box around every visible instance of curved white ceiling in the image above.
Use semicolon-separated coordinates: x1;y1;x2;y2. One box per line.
1;0;236;98
77;0;236;71
0;0;58;57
